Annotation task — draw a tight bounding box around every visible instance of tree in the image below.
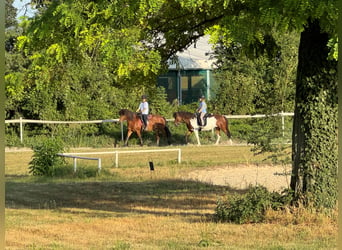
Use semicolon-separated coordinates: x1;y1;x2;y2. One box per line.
210;31;298;115
12;0;166;121
149;0;338;209
290;19;337;208
5;0;17;29
5;0;29;119
210;42;261;115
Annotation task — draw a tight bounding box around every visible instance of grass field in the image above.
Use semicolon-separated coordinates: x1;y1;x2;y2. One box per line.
5;145;337;249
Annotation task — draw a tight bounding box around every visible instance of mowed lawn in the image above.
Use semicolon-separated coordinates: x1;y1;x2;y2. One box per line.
5;145;337;249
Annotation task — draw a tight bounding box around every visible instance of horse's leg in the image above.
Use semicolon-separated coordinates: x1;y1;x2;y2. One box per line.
215;128;221;145
124;130;133;146
222;127;232;145
185;130;192;144
156;134;160;146
136;130;143;146
152;124;161;146
194;129;201;146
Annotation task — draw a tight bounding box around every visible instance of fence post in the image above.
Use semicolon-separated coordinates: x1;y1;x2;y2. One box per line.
281;111;285;137
73;158;77;172
19;117;23;143
178;149;181;163
98;158;102;172
115;151;119;168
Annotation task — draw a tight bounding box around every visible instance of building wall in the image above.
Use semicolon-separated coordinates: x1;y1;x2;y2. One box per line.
157;69;215;105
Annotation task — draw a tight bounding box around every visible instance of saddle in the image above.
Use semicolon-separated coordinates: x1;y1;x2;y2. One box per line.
137;112;149;128
196;113;210;126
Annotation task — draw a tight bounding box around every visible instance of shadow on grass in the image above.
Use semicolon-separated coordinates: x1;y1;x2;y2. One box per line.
5;179;245;221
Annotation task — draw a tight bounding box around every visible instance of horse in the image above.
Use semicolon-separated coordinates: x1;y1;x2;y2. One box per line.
118;109;171;146
173;111;232;145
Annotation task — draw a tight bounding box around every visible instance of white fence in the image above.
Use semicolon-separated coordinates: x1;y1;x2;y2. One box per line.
58;149;181;169
57;153;102;173
5;117;121;143
5;112;294;143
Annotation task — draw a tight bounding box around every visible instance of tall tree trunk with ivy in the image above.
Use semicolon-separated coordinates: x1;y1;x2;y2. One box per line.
290;19;337;209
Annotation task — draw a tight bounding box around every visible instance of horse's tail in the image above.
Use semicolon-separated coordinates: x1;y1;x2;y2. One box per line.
160;116;171;144
164;126;172;145
224;116;232;139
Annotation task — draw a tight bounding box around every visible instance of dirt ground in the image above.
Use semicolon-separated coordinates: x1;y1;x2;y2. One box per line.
183;164;292;192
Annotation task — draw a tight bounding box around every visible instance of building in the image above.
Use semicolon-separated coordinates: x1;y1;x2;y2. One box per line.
157;36;217;104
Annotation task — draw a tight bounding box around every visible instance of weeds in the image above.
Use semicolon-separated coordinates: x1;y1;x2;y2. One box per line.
215;186;292;224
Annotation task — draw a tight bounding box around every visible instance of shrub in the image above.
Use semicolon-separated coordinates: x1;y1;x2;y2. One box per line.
214;186;291;224
29;137;66;176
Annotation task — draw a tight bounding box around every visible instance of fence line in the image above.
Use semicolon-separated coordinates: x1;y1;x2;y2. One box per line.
5;112;294;143
224;112;294;119
60;149;181;168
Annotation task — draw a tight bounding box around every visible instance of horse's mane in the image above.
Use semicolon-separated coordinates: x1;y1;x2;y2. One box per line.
119;109;136;120
173;111;195;119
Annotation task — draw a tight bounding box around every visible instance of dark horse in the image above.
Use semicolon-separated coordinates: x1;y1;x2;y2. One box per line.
173;111;232;145
119;109;171;146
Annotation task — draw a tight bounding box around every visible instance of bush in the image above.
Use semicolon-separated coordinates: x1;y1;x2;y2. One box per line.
29;137;66;176
214;186;291;224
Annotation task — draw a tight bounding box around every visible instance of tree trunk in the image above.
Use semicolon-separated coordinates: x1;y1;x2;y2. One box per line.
290;19;337;209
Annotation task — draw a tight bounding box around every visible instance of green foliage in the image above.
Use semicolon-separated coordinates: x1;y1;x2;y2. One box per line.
295;84;338;209
29;137;66;176
148;86;176;117
227;119;253;142
215;186;291;224
211;31;298;115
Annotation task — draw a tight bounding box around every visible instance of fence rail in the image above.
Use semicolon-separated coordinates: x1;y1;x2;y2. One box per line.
5;112;294;143
57;153;102;173
59;149;181;168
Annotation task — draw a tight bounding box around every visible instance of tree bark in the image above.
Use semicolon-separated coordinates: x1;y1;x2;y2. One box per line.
291;19;337;208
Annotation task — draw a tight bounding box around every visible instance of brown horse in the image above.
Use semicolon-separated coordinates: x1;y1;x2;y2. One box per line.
119;109;171;146
173;111;232;145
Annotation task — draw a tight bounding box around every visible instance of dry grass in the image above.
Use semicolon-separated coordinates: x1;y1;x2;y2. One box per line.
5;145;338;249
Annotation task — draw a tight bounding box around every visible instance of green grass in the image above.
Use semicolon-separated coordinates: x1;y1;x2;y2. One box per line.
4;145;337;249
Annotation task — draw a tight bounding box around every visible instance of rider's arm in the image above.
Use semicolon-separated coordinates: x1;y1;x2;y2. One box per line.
197;103;202;112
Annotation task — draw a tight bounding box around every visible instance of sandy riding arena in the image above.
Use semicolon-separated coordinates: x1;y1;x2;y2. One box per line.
183;164;292;192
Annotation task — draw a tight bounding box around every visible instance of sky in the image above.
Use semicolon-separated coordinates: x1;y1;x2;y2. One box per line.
13;0;35;18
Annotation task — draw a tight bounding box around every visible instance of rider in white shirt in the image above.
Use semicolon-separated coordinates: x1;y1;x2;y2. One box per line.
136;95;149;130
196;95;207;126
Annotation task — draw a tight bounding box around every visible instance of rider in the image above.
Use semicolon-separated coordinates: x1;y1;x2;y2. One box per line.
136;95;149;130
196;95;207;127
